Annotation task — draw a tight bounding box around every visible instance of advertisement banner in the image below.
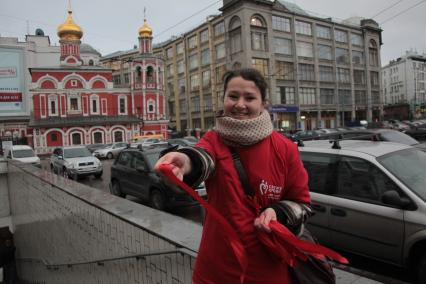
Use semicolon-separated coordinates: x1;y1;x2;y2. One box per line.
0;48;25;112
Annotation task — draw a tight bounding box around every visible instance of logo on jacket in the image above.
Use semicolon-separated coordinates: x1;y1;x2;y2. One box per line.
259;180;282;199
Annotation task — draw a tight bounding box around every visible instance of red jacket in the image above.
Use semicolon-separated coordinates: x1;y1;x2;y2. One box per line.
193;131;310;284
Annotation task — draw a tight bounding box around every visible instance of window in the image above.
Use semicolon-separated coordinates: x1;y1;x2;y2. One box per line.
113;75;121;85
177;60;184;74
191;97;200;112
316;25;331;39
252;58;268;76
176;42;184;54
337;68;351;83
352;51;365;65
351;33;363;46
296;41;313;58
370;71;379;87
272;15;291;32
215;43;225;59
230;29;242;54
200;29;209;43
215;65;226;84
48;96;58;116
335;30;348;43
93;132;103;144
189;54;198;70
295;21;312;36
320;89;335;105
300;152;337;194
167;64;173;77
178;78;186;94
298;63;315;81
179;98;186;113
117;151;132;167
188;35;197;49
166;47;173;59
88;59;94;66
355;90;367;105
274;38;292;55
201;48;210;65
114;131;123;142
202;70;211;87
91;95;99;114
279;87;295;104
124;73;130;84
71;133;82;145
190;74;199;91
119;96;127;114
51;133;58;142
372;91;380;104
319;65;334;82
335;48;349;64
317;44;332;60
339;89;352;105
146;66;154;83
353;70;365;85
69;97;79;111
250;16;264;27
204;95;213;111
300;88;316;105
214;21;225;36
369;40;379;67
50;100;56;114
148;101;155;112
275;61;294;80
70;79;78;87
251;31;267;51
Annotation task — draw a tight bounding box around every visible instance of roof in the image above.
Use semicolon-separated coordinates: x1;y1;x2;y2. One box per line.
277;0;309;16
300;140;411;158
102;48;138;60
80;43;101;56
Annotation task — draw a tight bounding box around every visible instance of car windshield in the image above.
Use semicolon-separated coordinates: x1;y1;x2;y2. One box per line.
102;144;113;148
64;147;92;158
380;131;419;146
145;152;161;168
378;148;426;201
13;149;35;158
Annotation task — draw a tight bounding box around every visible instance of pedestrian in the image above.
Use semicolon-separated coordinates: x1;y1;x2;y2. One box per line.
155;68;311;283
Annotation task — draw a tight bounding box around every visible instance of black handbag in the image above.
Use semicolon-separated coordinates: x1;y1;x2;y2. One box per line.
230;147;336;284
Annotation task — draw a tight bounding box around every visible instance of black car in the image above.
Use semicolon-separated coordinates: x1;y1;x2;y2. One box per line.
109;148;206;210
404;123;426;141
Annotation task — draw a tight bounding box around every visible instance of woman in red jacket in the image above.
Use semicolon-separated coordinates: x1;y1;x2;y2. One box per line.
155;68;311;283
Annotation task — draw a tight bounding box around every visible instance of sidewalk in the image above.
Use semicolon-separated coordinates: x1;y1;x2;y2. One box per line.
334;264;409;284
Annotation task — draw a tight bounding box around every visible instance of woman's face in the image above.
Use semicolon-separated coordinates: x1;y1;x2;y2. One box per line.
223;76;265;120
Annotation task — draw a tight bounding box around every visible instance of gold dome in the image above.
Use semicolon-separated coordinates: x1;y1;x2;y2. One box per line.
138;19;152;38
57;9;83;40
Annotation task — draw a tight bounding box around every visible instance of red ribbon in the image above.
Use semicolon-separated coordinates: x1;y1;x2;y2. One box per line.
157;164;348;282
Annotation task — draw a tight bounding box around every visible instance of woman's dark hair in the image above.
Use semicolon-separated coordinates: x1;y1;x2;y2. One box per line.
223;68;268;101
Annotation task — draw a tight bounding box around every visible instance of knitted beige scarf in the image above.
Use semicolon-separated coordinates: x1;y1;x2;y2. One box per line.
215;111;273;147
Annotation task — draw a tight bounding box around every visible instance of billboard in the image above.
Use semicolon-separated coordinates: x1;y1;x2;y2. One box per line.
0;47;25;113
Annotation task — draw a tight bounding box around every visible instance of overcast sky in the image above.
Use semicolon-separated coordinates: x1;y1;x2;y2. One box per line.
1;0;425;65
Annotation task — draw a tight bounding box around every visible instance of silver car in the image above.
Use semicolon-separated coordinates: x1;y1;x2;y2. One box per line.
50;146;103;180
299;140;426;283
93;142;128;159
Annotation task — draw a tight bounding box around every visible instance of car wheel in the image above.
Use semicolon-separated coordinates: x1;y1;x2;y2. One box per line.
150;189;166;211
62;167;69;179
106;152;113;159
417;253;426;284
110;180;125;198
94;171;103;179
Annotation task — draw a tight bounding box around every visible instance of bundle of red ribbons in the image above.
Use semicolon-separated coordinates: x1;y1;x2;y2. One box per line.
158;164;348;282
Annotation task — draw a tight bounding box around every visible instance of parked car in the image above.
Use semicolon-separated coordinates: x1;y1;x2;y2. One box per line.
130;138;168;149
93;142;128;159
290;130;328;141
109;148;206;210
86;143;107;153
50;146;103;180
404;123;426;141
5;145;41;168
299;139;426;283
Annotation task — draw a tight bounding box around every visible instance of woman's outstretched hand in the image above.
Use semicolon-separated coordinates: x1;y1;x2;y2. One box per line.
154;152;192;181
254;208;277;233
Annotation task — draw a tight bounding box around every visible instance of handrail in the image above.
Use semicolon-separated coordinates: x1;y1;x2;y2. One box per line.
17;247;196;270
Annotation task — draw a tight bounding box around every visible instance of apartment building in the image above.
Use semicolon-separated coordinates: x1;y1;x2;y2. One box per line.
382;50;426;120
154;0;383;131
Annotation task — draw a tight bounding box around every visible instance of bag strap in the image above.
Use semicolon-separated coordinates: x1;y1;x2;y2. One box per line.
230;147;254;197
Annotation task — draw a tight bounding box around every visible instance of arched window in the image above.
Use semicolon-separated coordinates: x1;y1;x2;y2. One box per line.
93;132;103;144
113;130;123;142
136;66;142;83
250;16;264;27
369;39;378;67
89;59;94;66
229;16;241;30
71;132;82;145
229;16;242;54
147;100;155;113
146;66;154;83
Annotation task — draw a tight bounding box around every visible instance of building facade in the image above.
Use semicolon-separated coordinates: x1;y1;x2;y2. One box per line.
153;0;383;132
29;8;167;154
382;50;426;120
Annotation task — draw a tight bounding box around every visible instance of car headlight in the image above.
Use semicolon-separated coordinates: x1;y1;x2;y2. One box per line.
65;162;75;169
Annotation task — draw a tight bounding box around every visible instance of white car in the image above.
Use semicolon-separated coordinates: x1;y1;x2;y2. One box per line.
130;138;168;149
5;145;41;168
93;142;128;159
50;146;103;180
